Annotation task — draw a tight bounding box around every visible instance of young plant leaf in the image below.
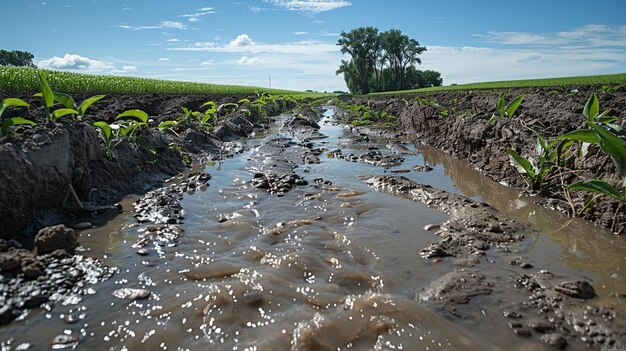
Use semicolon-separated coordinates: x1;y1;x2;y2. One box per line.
507;149;536;178
496;94;505;118
116;109;148;124
37;71;54;109
569;180;623;202
555;129;599;144
0;98;29;116
94;121;112;140
34;91;76;110
51;108;79;120
201;101;216;109
158;120;177;130
588;122;626;185
583;93;599;121
505;95;525;118
0;117;37;136
78;95;106;116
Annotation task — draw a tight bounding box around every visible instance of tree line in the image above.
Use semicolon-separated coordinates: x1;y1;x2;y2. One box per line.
0;49;36;68
336;27;442;94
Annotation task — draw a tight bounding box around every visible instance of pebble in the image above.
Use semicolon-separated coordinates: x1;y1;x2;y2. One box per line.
64;313;79;324
73;222;92;230
52;334;79;346
520;262;534;269
541;333;567;349
136;248;150;256
423;224;441;231
527;318;554;333
113;288;151;300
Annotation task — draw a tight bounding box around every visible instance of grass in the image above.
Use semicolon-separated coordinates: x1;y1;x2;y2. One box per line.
369;73;626;95
0;67;330;97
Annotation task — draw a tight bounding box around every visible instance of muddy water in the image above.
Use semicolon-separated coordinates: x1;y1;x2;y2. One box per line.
419;145;626;312
1;108;623;350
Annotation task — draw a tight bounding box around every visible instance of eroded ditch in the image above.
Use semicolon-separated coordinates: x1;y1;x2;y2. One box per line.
0;107;624;350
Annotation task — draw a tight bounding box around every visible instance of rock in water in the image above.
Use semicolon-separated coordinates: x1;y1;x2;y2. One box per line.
35;224;77;255
113;288;151;300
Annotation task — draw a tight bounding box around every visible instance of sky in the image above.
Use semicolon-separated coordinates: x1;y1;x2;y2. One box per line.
2;0;626;92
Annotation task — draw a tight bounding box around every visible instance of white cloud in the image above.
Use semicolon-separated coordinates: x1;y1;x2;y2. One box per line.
200;60;214;66
475;24;626;47
266;0;351;14
38;54;113;71
167;38;180;42
420;45;626;85
160;21;188;30
237;56;261;65
169;34;338;55
122;65;137;71
178;7;215;22
119;20;189;31
230;34;254;47
293;31;308;35
250;6;270;12
158;57;170;61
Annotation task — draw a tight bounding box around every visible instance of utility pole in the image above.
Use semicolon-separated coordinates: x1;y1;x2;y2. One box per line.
269;74;271;89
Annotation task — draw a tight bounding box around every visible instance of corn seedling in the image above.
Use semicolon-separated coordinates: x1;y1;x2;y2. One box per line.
115;109;149;140
555;94;626;202
179;106;202;124
488;93;525;123
34;91;105;120
158;120;179;136
94;121;120;160
0;98;36;137
507;133;558;191
37;71;56;122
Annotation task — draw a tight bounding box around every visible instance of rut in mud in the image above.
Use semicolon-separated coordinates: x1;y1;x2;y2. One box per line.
1;106;624;350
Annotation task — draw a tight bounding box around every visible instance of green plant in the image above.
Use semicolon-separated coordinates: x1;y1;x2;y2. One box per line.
0;98;36;137
34;91;105;120
94;121;118;160
38;71;56;122
158;120;178;135
507;133;557;191
115;109;149;140
439;108;449;117
488;93;525;123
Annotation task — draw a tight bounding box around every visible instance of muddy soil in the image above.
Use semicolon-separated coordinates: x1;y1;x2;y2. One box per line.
0;92;286;241
341;85;626;233
0;104;624;350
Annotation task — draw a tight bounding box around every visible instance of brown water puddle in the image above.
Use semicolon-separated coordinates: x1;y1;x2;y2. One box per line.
1;110;623;350
419;145;626;312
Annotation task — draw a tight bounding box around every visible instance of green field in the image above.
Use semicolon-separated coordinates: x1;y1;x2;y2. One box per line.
0;67;328;97
369;73;626;95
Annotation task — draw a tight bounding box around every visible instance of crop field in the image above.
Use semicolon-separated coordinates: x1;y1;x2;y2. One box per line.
370;73;626;95
0;67;329;97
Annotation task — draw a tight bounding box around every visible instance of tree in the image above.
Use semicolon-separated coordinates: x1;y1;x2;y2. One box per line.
336;27;379;95
336;27;436;94
0;50;36;67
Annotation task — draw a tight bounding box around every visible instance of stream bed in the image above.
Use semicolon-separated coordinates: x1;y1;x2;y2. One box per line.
1;107;624;350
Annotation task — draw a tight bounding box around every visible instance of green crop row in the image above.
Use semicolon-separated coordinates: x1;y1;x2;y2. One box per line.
369;73;626;95
0;67;331;97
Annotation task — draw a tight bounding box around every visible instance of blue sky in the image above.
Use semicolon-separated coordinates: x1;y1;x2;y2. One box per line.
2;0;626;91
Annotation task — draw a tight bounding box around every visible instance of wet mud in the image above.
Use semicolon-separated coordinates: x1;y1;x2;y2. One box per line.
1;94;625;350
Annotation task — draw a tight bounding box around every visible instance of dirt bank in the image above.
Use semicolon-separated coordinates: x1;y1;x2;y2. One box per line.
0;92;293;241
340;85;626;233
